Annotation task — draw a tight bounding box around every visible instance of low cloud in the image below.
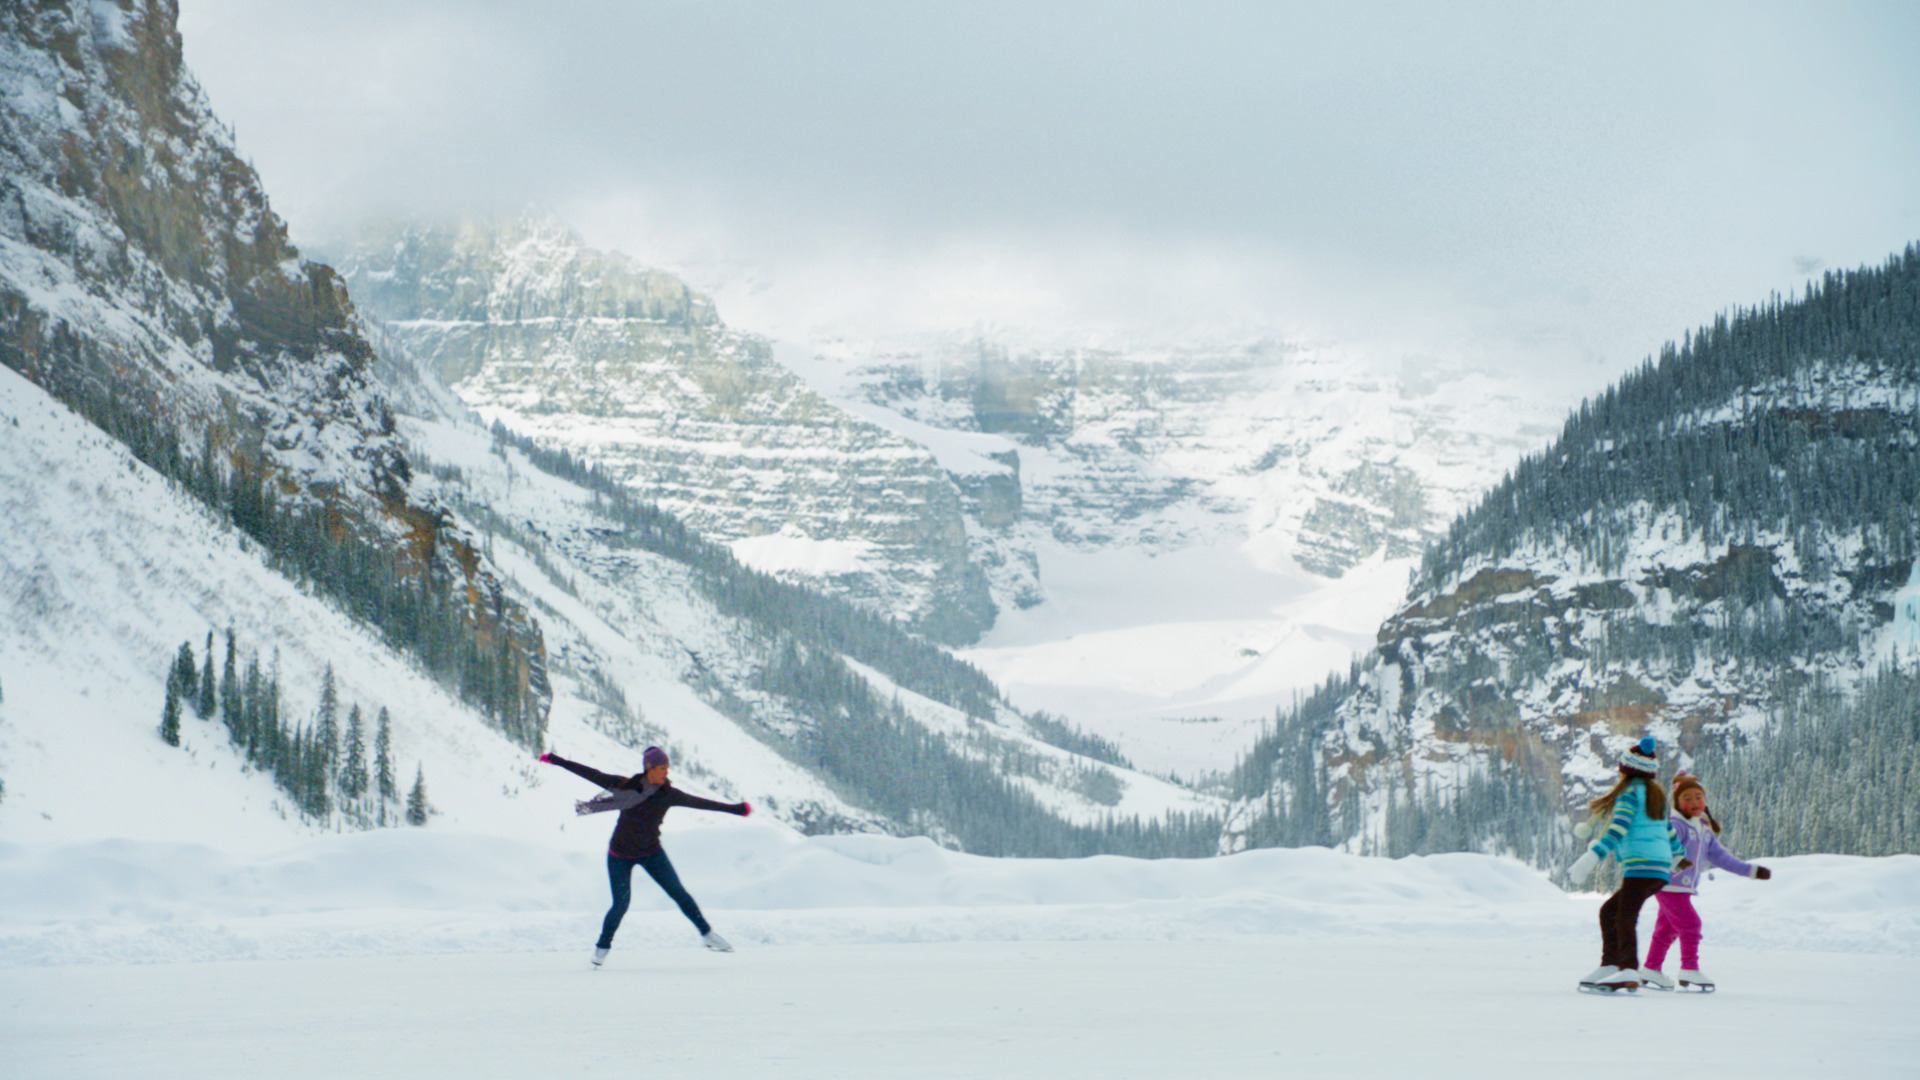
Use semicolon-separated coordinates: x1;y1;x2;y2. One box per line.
180;0;1920;393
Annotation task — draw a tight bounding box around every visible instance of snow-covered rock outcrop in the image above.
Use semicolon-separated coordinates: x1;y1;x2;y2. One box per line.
332;220;996;644
0;0;550;729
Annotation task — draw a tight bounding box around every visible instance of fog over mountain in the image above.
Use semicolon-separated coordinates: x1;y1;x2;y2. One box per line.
178;0;1920;382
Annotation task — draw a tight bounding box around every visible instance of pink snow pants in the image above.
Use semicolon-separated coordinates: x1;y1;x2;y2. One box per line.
1646;891;1702;970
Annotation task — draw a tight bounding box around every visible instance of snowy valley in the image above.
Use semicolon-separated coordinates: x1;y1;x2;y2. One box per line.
4;2;1919;1077
332;217;1576;775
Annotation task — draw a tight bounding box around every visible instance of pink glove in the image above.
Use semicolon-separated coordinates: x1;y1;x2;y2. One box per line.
739;800;753;817
538;751;555;764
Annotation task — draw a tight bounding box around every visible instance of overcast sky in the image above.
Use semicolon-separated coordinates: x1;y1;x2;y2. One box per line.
179;0;1920;384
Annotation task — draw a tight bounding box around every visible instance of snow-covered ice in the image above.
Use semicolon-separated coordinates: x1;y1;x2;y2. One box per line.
3;831;1915;1078
12;940;1912;1079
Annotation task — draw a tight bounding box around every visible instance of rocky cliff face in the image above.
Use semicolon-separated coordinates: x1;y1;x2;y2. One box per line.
824;334;1563;611
1225;255;1920;860
335;220;1570;646
0;0;549;728
0;0;1230;851
332;220;996;645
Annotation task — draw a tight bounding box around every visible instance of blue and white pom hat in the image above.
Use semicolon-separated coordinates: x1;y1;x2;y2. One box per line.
1619;735;1659;775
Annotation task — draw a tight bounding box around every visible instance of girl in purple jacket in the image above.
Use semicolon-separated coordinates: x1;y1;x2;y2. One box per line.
1640;772;1773;992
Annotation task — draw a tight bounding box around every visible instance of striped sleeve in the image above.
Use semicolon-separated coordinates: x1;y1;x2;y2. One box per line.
1668;822;1685;862
1588;785;1642;860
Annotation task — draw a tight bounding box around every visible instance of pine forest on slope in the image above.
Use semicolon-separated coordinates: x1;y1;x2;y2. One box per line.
1230;248;1920;869
0;0;1217;857
0;0;551;744
3;1;1915;871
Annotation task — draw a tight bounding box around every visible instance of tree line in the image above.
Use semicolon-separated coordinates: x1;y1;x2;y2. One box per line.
3;320;546;751
1232;246;1920;870
486;421;1204;855
487;421;1003;720
157;632;431;828
757;639;1219;857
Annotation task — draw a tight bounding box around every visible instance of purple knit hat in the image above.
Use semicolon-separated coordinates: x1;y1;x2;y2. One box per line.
642;745;670;770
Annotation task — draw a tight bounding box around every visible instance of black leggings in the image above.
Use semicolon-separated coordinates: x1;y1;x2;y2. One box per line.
598;850;711;948
1598;876;1667;969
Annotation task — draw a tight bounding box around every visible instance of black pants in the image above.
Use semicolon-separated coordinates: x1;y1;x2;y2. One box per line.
1598;875;1667;969
598;850;711;948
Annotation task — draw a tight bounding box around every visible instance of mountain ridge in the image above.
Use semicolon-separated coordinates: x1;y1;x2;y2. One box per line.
1229;248;1920;864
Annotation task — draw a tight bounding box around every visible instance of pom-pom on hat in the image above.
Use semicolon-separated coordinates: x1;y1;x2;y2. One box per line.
1619;735;1659;775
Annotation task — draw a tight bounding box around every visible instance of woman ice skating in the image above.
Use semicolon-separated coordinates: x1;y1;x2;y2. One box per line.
1637;771;1773;992
539;745;752;968
1567;735;1688;994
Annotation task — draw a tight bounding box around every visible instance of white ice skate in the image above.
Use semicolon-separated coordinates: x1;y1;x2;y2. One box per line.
1576;965;1620;994
591;946;609;969
1637;968;1675;991
702;930;734;953
1595;968;1642;993
1678;968;1715;992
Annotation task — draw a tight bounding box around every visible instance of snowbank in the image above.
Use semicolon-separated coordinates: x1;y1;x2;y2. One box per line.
4;830;1913;967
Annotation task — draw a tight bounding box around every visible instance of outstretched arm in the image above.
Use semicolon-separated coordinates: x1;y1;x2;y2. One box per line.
1704;831;1758;877
540;752;626;791
667;788;751;816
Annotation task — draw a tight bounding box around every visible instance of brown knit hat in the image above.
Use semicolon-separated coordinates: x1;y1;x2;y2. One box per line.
1671;772;1719;832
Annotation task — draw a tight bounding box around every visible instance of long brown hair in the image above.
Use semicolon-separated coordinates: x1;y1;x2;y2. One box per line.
1587;767;1667;822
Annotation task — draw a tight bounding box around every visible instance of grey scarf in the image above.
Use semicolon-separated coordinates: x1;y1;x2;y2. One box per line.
575;782;660;816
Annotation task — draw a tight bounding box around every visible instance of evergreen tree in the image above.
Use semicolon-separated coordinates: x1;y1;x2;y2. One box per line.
263;655;283;768
171;641;198;700
283;722;308;816
158;678;182;747
374;706;396;803
219;626;239;734
241;653;264;754
316;665;340;775
406;764;430;826
340;704;369;803
195;630;216;720
303;725;331;820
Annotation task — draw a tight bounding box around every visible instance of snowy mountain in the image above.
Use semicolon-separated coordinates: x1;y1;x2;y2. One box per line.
1228;251;1920;864
803;332;1562;582
385;383;1226;853
0;0;1221;855
330;218;1574;770
783;331;1570;771
330;219;996;646
0;0;549;741
329;218;1574;619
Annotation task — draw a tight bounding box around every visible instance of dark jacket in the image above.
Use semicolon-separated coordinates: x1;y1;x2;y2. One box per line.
548;754;745;858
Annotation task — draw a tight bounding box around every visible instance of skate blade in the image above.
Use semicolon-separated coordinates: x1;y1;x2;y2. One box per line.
1578;983;1639;994
1679;983;1715;993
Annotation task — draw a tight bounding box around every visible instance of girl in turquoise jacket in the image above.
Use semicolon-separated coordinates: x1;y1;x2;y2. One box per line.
1569;735;1687;992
